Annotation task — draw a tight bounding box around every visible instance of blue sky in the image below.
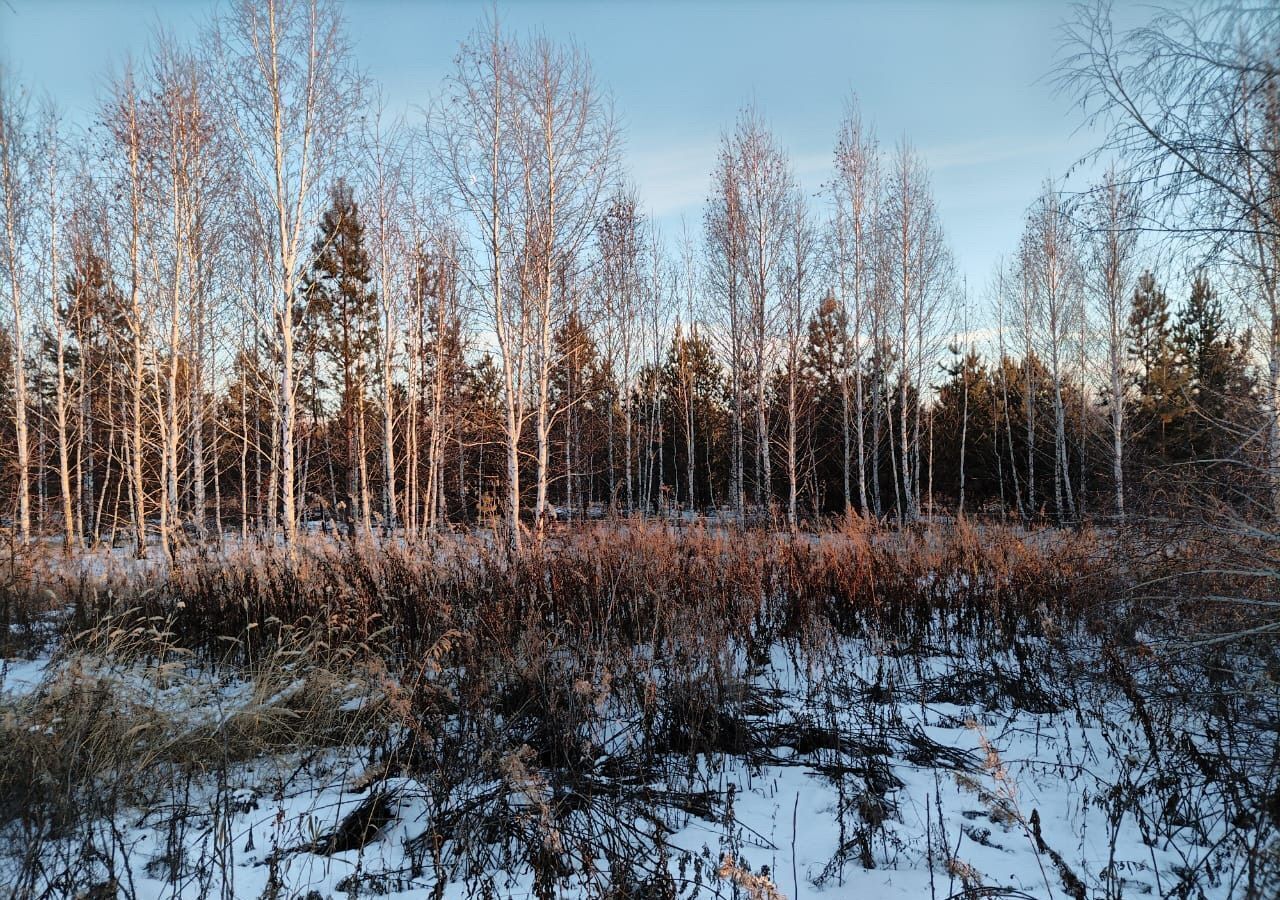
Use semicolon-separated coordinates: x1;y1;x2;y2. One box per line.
0;0;1142;304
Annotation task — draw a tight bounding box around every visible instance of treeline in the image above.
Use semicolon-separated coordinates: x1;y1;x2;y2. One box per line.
0;0;1276;555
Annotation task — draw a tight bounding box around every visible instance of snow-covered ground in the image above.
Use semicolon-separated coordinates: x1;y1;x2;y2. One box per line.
2;624;1265;899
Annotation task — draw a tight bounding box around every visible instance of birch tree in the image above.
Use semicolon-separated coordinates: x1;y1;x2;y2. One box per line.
991;265;1024;517
676;222;699;510
213;0;357;547
62;172;117;546
100;67;156;557
0;68;34;542
38;104;75;549
143;37;222;553
704;143;747;516
638;228;671;513
417;224;465;533
781;186;814;531
430;15;528;546
733;108;792;514
1084;167;1140;519
1021;182;1081;524
1016;258;1038;518
598;188;644;512
830;98;879;515
359;98;411;533
882;140;952;522
514;33;615;535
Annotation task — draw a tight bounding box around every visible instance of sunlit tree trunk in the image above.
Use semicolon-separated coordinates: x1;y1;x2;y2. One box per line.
42;110;75;550
216;0;355;551
0;73;33;543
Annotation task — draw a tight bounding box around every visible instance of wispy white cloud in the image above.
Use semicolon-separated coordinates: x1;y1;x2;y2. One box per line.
953;326;1000;347
626;140;718;219
627;134;1082;225
626;141;836;222
920;135;1088;172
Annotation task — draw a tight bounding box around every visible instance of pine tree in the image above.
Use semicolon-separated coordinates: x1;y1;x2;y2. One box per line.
1126;271;1188;469
1173;273;1255;463
802;293;851;513
454;355;505;522
220;346;277;533
62;244;127;542
550;312;610;514
300;180;378;529
661;331;728;510
932;348;998;511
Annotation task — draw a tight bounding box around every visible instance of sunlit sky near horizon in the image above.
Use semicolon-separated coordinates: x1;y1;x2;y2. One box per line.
1;0;1156;316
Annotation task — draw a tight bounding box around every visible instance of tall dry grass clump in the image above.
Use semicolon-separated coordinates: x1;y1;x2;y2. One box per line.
126;521;1108;668
0;594;397;896
1;521;1128;895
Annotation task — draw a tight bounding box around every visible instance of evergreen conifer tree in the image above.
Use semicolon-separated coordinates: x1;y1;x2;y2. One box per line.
1173;273;1254;462
300;180;378;527
1126;271;1188;467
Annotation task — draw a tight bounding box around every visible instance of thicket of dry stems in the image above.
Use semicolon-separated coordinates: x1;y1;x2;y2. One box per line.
0;516;1277;897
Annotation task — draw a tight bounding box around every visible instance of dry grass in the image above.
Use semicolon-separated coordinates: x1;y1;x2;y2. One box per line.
117;519;1108;667
0;606;395;896
3;518;1274;896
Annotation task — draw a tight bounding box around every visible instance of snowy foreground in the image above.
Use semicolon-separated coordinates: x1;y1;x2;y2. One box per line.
1;624;1260;900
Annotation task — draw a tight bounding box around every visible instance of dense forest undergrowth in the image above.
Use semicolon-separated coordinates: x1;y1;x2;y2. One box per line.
1;518;1277;898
